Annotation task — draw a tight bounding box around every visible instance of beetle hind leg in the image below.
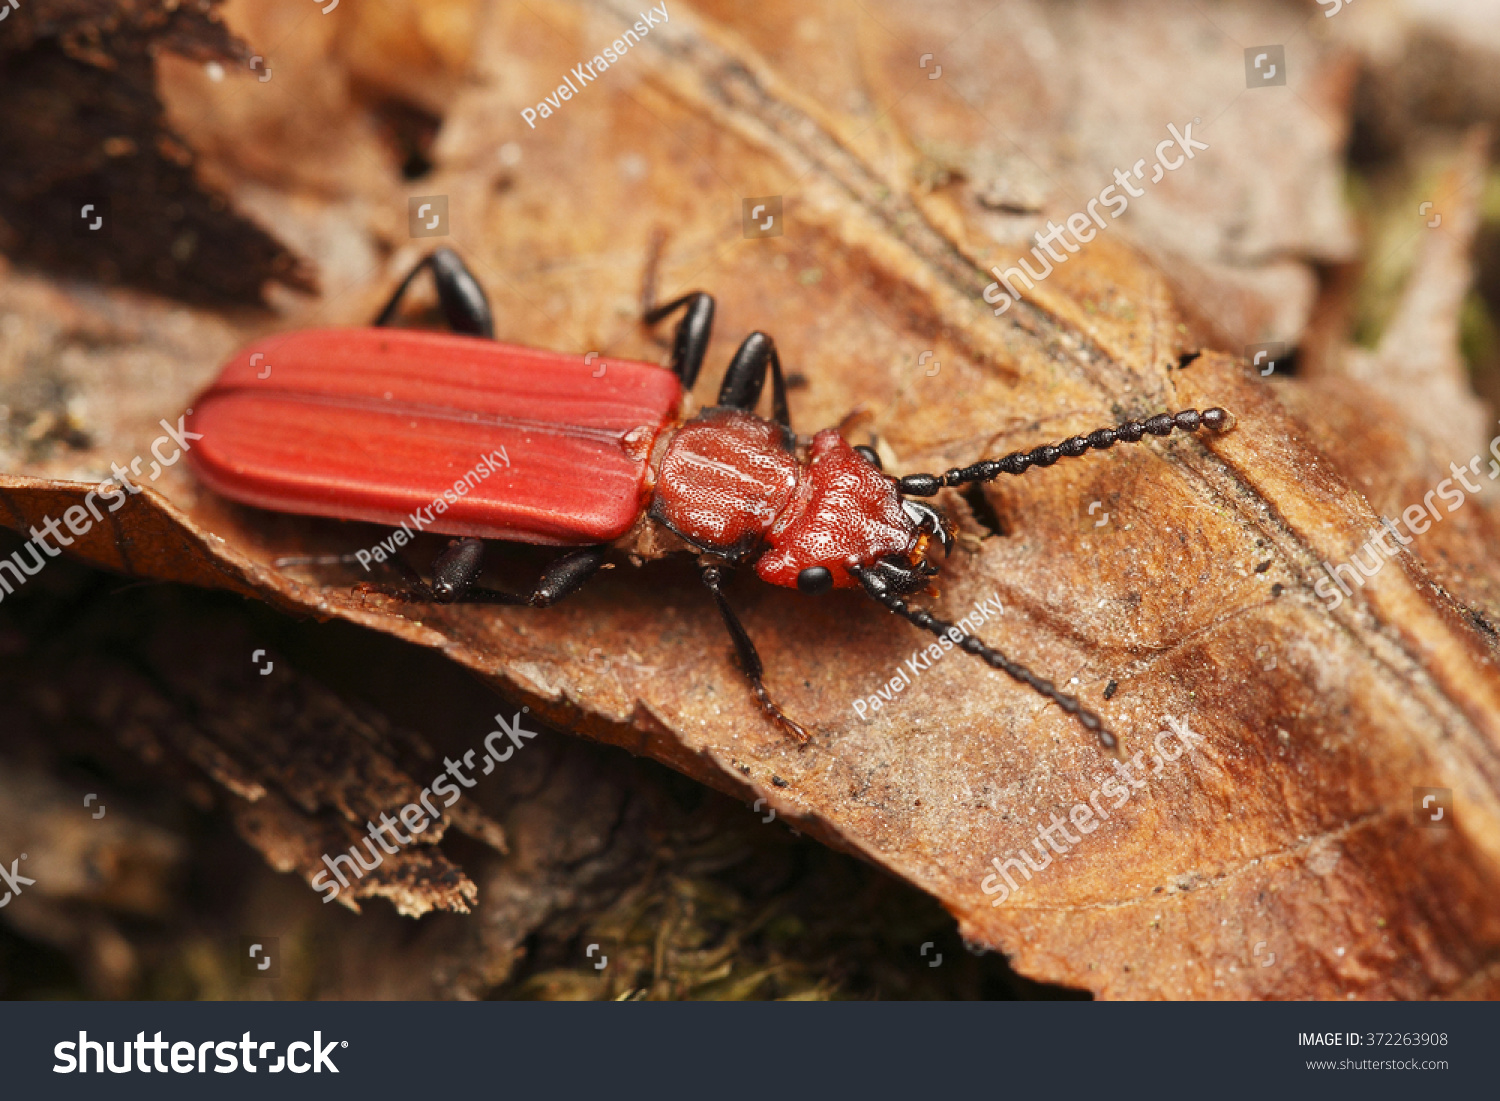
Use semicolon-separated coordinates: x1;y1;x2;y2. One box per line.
463;545;610;607
350;542;454;603
643;291;715;389
640;234;716;389
700;563;810;745
355;539;608;608
374;248;495;339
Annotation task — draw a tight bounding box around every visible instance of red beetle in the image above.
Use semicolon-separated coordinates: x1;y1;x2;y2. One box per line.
188;249;1231;752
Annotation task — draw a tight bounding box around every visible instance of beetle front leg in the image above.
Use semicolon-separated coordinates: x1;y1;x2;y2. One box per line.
373;248;495;339
700;562;809;744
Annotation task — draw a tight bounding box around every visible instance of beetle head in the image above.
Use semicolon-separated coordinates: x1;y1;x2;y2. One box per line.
754;430;951;594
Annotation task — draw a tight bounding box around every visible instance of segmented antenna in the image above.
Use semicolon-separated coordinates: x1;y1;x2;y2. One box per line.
897;407;1232;496
851;566;1120;756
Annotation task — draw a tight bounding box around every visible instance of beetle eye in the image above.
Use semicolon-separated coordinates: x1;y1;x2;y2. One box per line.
796;566;834;595
853;444;883;471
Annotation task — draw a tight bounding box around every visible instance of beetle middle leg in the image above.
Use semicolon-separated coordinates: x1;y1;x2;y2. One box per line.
717;331;792;431
643;291;716;389
699;562;809;744
373;248;495;339
355;538;608;607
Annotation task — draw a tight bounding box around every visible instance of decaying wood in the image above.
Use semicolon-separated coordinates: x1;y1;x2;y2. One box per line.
0;573;1018;999
0;0;312;304
1;0;1498;999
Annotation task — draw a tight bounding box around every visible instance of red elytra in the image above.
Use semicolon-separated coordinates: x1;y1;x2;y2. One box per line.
189;328;682;546
185;248;1232;750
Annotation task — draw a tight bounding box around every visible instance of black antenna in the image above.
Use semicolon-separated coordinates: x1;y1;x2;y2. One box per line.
851;565;1120;756
897;408;1232;496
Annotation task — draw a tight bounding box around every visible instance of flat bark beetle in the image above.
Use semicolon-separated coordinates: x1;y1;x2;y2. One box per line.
187;248;1232;751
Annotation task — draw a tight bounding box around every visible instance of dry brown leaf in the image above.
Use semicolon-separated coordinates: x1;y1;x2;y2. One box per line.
3;0;1499;999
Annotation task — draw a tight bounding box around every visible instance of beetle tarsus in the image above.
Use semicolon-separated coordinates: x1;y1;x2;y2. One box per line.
273;552;371;569
758;690;811;745
701;562;809;746
353;580;435;604
354;548;442;602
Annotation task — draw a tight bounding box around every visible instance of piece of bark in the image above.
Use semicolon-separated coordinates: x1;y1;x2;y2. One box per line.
0;561;1027;999
0;758;183;998
0;0;312;304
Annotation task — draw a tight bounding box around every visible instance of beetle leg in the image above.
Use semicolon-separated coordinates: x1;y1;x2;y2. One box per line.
717;331;792;431
700;562;809;744
273;552;374;569
358;540;609;608
277;548;442;600
373;248;495;339
352;543;446;603
643;291;715;389
455;546;610;606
